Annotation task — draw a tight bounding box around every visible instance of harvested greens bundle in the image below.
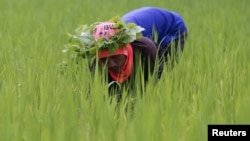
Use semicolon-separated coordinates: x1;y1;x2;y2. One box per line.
63;16;145;60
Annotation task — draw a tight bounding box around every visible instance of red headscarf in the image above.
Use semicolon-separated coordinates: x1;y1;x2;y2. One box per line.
98;44;133;83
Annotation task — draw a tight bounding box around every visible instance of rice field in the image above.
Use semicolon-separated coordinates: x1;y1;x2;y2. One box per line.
0;0;250;140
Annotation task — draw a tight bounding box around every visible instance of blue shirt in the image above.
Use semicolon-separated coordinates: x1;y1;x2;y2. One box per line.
122;7;187;47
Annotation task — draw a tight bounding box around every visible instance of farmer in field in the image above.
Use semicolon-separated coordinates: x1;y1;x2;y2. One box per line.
66;7;187;98
66;16;157;98
122;7;188;77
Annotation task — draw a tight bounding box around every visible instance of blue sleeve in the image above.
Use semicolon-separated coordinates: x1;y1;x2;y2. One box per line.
122;7;187;47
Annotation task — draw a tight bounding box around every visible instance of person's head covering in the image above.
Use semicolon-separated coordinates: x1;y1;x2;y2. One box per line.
98;45;126;58
98;44;133;83
93;22;119;40
94;22;133;83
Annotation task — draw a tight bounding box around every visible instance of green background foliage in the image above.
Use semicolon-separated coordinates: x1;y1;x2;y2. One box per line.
0;0;249;141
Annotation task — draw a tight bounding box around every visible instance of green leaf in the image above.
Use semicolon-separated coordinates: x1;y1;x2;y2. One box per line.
63;16;145;60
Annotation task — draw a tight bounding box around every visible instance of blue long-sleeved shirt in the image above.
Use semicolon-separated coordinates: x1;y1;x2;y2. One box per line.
122;7;187;47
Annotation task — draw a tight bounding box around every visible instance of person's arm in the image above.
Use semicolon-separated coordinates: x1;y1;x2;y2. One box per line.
130;37;157;81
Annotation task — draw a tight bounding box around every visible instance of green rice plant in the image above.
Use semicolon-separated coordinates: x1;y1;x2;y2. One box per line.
0;0;250;141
